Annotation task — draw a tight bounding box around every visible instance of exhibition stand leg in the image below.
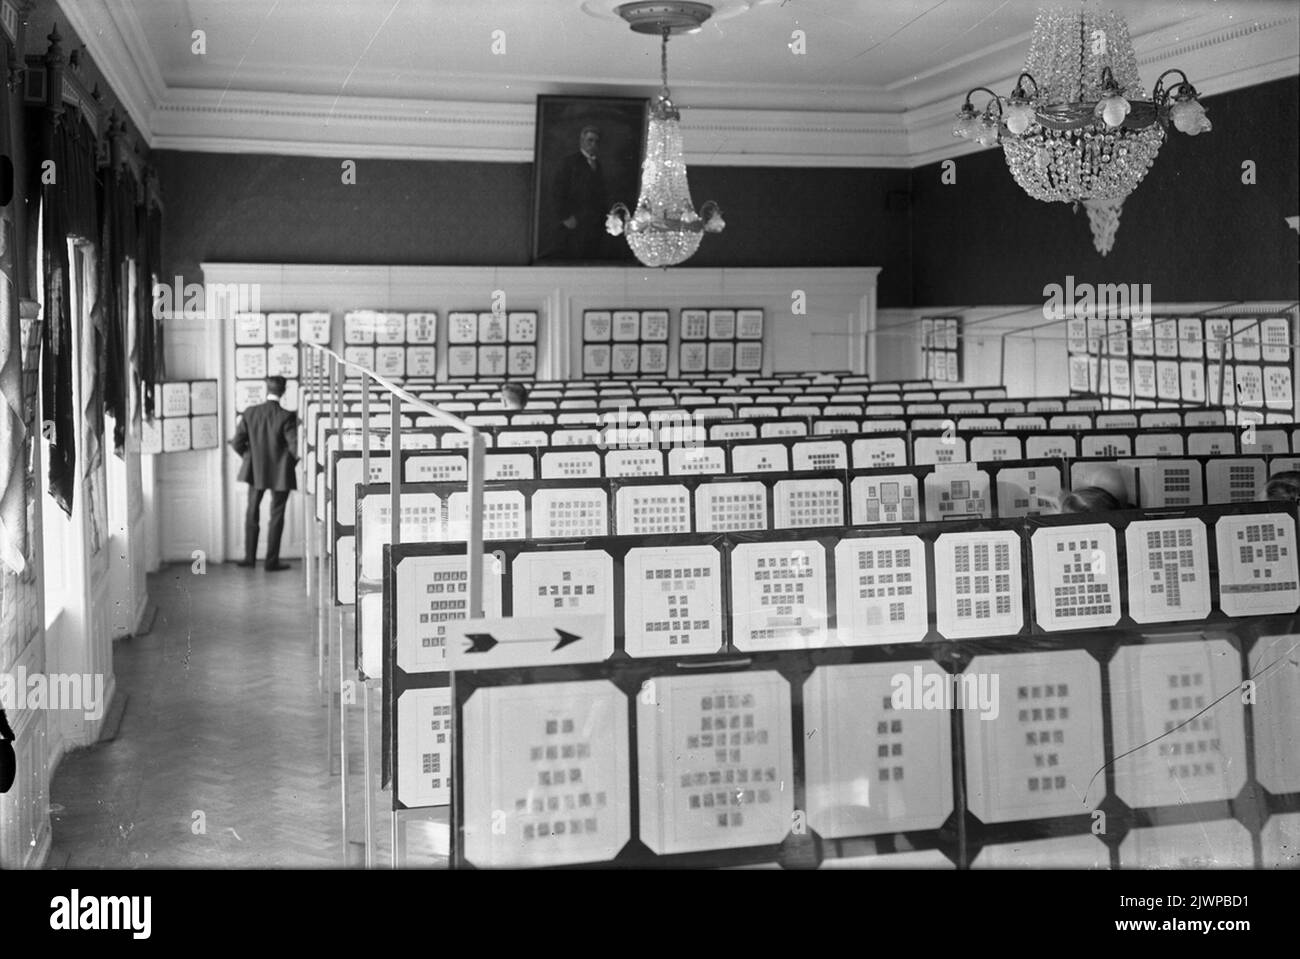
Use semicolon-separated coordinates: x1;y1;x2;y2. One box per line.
327;605;343;775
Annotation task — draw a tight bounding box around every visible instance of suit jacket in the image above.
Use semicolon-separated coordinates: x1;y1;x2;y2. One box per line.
553;152;610;259
231;400;298;491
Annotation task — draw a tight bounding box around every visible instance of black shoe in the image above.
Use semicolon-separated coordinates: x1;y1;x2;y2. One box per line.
265;562;291;572
235;559;256;568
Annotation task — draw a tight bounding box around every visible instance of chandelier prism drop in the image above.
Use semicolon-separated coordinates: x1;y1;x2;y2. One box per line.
952;6;1211;252
607;4;724;268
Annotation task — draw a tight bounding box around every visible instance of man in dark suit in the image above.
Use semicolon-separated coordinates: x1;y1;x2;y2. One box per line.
554;125;610;260
229;376;298;571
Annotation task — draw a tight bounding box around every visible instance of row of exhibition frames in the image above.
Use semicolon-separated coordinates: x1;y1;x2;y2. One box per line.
300;375;1009;415
304;405;1260;463
303;389;1232;433
338;452;1300;666
311;422;1300;526
337;459;1068;609
306;415;1289;488
379;502;1300;868
303;369;992;395
306;399;1120;432
307;414;1260;499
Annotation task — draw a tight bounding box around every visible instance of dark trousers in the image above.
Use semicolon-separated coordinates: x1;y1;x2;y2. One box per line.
244;488;290;565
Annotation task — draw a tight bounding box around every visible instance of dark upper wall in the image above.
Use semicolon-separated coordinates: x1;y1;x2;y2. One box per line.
155;153;535;273
155;153;914;307
157;76;1297;312
909;76;1300;306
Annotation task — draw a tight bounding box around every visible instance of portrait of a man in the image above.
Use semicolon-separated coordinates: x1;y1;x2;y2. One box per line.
532;96;646;263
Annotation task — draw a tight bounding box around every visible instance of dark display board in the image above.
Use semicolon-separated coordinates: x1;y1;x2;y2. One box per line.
446;310;538;379
1066;313;1295;418
679;308;764;375
581;309;669;376
921;316;961;383
340;310;439;379
578;307;763;376
234;310;332;411
142;379;219;453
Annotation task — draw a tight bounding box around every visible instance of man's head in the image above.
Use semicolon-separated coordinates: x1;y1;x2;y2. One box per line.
1059;486;1124;514
1263;470;1300;503
1076;463;1128;506
266;376;288;399
500;382;529;410
579;125;600;156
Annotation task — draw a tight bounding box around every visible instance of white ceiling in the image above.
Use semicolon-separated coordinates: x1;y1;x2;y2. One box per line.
55;0;1300;164
118;0;1291;107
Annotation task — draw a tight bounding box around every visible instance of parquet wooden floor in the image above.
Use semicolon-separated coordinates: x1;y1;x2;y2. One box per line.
48;563;342;868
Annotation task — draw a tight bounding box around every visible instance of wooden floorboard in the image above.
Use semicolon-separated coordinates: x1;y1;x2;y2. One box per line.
48;563;342;869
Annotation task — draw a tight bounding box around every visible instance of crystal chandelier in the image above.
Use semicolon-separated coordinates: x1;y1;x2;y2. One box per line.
606;2;724;268
953;6;1210;253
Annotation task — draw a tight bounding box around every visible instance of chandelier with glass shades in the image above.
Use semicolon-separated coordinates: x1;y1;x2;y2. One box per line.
606;2;724;268
952;6;1211;252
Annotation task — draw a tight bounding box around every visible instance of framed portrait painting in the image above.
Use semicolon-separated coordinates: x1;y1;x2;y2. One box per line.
532;95;646;264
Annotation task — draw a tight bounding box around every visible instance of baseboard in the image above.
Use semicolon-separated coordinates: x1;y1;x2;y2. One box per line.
134;603;158;636
97;691;128;743
132;590;151;634
25;822;53;870
43;843;71;870
45;737;68;790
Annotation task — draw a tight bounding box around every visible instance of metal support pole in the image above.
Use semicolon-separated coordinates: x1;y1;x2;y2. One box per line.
339;605;350;862
303;343;313;597
1217;335;1228;409
330;350;343;632
390;392;402;870
390;393;401;553
445;429;488;873
363;678;375;869
342;376;372;866
467;430;486;618
362;377;371;493
326;607;339;767
320;354;339;694
1128;323;1137;410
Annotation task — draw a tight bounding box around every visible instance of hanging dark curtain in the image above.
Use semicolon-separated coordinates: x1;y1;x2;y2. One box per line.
39;111;99;515
134;194;163;420
147;201;163;384
38;142;74;514
99;163;136;455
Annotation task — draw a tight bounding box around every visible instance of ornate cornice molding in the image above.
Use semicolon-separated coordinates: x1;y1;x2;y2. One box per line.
56;0;164;137
60;0;1300;168
152;90;911;166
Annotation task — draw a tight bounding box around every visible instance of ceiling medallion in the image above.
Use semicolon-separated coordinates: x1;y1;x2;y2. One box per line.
615;2;715;34
580;0;762;27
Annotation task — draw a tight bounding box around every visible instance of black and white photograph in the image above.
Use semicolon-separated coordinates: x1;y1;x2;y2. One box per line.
0;0;1298;940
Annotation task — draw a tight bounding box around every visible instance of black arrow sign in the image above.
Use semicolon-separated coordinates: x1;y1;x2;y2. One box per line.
463;629;582;654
